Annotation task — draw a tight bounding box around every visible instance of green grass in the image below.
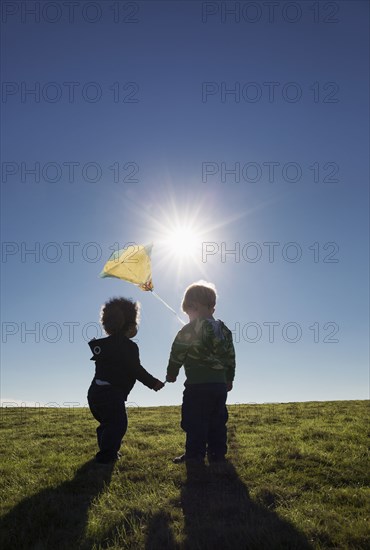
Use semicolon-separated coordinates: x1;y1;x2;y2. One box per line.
0;401;368;549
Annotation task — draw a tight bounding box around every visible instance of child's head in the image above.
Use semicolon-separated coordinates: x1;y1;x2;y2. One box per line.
100;297;140;337
181;281;217;321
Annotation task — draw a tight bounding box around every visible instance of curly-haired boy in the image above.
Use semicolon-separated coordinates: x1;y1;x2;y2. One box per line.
87;297;164;464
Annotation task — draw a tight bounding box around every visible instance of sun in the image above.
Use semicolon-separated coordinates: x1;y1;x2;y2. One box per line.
126;185;246;280
163;224;200;258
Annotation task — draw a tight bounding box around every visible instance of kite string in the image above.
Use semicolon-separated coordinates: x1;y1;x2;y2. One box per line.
150;290;186;325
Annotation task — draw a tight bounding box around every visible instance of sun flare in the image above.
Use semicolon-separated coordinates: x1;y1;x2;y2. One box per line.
163;225;200;258
128;187;246;281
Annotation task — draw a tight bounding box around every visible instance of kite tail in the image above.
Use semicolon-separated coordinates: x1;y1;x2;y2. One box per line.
151;291;186;325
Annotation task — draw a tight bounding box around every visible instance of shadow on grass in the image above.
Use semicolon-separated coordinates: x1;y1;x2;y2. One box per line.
0;459;113;550
146;460;313;550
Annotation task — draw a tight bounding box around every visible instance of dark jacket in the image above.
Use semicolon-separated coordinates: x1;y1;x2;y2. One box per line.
88;334;158;400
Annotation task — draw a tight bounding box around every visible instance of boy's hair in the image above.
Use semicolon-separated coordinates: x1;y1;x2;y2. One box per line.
100;297;140;336
182;281;217;313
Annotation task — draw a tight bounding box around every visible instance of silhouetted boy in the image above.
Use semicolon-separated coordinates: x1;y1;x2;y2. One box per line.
88;297;164;464
166;281;236;464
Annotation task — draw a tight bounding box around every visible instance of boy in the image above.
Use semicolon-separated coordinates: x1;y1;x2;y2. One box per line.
87;297;164;464
166;281;236;464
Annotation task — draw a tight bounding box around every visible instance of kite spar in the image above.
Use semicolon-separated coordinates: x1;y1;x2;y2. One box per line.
100;243;185;325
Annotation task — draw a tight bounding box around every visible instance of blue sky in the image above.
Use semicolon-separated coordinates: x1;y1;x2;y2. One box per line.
1;0;369;407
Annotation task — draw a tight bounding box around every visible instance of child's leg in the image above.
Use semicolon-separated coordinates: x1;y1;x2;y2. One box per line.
96;424;103;450
96;401;127;462
207;384;228;458
88;383;127;462
181;384;211;460
88;382;104;450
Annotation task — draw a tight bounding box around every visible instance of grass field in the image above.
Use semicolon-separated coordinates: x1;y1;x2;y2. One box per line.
0;400;368;549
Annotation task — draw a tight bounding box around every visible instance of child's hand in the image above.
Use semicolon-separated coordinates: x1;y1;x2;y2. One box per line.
166;375;177;383
153;380;165;391
226;382;233;392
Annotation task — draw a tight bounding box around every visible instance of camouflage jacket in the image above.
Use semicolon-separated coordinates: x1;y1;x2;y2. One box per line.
166;318;236;384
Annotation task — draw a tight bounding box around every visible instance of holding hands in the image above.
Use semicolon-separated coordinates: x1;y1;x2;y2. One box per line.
152;375;177;392
153;379;165;392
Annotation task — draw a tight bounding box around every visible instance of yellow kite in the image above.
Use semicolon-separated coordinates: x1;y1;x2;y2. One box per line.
100;243;185;324
100;244;153;291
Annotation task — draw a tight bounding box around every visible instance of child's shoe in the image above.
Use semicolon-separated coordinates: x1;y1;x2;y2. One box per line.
95;451;121;464
172;453;186;464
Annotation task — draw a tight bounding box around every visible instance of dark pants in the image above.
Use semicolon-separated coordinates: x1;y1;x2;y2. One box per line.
181;383;228;459
87;381;128;462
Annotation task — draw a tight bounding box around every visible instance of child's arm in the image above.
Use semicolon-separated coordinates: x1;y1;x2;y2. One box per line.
224;328;236;391
166;327;190;382
128;342;164;390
